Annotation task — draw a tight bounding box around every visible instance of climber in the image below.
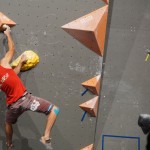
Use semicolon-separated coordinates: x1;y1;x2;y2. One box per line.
0;24;59;150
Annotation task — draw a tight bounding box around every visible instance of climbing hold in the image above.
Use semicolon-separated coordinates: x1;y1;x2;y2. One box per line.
79;96;99;117
145;54;150;61
62;6;108;56
145;49;150;61
11;50;40;71
80;144;94;150
0;12;16;31
82;75;101;95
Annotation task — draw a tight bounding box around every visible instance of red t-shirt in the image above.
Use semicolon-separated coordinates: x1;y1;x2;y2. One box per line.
0;65;26;105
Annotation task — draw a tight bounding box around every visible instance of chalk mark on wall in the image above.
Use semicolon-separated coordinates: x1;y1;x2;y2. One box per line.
28;31;39;46
69;62;85;73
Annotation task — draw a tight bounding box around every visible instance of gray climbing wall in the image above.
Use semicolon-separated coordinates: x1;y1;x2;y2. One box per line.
0;0;105;150
94;0;150;150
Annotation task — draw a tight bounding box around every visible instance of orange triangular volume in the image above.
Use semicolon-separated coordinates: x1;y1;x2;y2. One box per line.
102;0;109;4
82;75;101;95
79;96;99;117
81;144;94;150
95;6;108;56
0;12;16;31
62;6;108;56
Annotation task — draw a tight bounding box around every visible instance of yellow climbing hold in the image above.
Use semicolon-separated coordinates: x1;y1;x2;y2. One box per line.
145;54;150;62
11;50;40;71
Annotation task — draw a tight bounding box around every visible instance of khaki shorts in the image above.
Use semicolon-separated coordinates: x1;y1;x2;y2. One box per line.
5;93;54;124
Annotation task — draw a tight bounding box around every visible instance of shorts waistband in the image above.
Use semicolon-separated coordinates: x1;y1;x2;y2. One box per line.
8;91;28;107
19;91;28;100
